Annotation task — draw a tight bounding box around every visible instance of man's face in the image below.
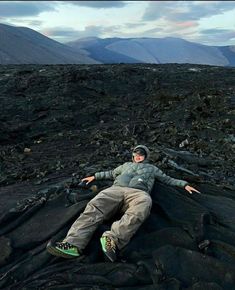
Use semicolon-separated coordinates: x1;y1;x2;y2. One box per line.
133;151;145;163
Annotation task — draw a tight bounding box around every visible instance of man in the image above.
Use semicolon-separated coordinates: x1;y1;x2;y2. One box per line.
47;145;200;262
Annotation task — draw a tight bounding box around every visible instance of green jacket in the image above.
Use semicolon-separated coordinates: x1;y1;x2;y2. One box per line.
95;161;188;194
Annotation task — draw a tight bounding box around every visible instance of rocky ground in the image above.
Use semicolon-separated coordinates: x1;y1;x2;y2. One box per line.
0;63;235;289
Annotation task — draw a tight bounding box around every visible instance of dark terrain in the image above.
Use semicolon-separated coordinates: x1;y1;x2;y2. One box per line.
0;63;235;289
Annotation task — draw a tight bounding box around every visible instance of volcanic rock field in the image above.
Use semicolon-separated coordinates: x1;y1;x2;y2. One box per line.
0;63;235;289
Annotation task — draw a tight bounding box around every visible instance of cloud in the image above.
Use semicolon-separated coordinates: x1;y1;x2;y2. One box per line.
200;28;235;35
138;27;164;35
162;20;199;34
42;23;149;42
0;1;55;17
67;1;126;9
140;1;235;44
42;25;107;42
198;28;235;45
142;1;174;21
122;22;147;29
142;1;235;22
43;28;80;38
3;18;43;27
27;20;44;27
174;21;198;29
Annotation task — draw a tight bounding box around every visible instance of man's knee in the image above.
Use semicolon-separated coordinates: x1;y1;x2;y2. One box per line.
130;194;152;221
83;195;106;219
144;194;152;207
87;190;106;208
139;194;152;207
141;195;152;218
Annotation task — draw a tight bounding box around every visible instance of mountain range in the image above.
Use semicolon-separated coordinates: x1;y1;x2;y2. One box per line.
0;23;235;66
67;36;235;66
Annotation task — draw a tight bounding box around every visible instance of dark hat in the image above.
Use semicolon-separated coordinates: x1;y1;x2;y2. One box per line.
132;145;150;159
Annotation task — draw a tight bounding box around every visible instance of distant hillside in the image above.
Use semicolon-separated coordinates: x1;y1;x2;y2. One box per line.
0;23;99;64
67;37;235;66
1;23;234;66
66;37;144;64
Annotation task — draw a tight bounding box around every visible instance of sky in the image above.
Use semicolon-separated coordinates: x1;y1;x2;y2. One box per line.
0;1;235;46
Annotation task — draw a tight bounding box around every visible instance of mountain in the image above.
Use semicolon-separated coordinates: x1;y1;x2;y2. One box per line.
0;23;99;64
67;36;235;66
66;37;144;64
219;45;235;66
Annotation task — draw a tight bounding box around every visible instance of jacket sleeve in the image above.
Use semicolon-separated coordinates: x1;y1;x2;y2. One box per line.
154;166;189;188
95;163;125;181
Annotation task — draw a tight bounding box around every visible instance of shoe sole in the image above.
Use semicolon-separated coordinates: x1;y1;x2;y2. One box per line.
103;251;116;262
46;244;79;259
100;237;116;263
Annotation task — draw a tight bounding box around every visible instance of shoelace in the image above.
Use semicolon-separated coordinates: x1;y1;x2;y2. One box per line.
56;241;74;250
104;237;116;252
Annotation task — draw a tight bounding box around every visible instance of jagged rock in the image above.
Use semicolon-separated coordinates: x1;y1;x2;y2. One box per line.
0;64;234;289
0;236;12;266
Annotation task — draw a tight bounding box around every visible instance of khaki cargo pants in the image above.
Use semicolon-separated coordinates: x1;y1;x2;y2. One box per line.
64;185;152;250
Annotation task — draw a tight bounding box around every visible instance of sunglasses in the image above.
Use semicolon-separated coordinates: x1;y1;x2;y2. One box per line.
133;150;146;157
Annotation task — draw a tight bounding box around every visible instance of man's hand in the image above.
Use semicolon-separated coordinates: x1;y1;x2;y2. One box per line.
185;185;201;194
82;176;95;184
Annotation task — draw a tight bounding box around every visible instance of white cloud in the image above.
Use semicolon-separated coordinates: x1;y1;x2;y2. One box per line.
0;1;234;45
142;1;235;22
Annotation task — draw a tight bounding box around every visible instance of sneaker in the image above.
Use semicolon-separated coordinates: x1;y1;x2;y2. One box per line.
47;240;80;259
100;236;117;262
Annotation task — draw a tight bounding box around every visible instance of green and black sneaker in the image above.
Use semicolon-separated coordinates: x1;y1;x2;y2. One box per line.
47;241;81;259
100;236;117;262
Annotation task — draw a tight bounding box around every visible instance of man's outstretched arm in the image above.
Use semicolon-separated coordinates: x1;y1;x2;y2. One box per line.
82;164;125;184
154;167;201;194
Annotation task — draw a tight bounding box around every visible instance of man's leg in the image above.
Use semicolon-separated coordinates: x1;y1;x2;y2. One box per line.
102;187;152;250
63;186;124;251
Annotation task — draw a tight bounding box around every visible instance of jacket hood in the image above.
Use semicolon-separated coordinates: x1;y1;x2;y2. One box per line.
133;145;150;161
